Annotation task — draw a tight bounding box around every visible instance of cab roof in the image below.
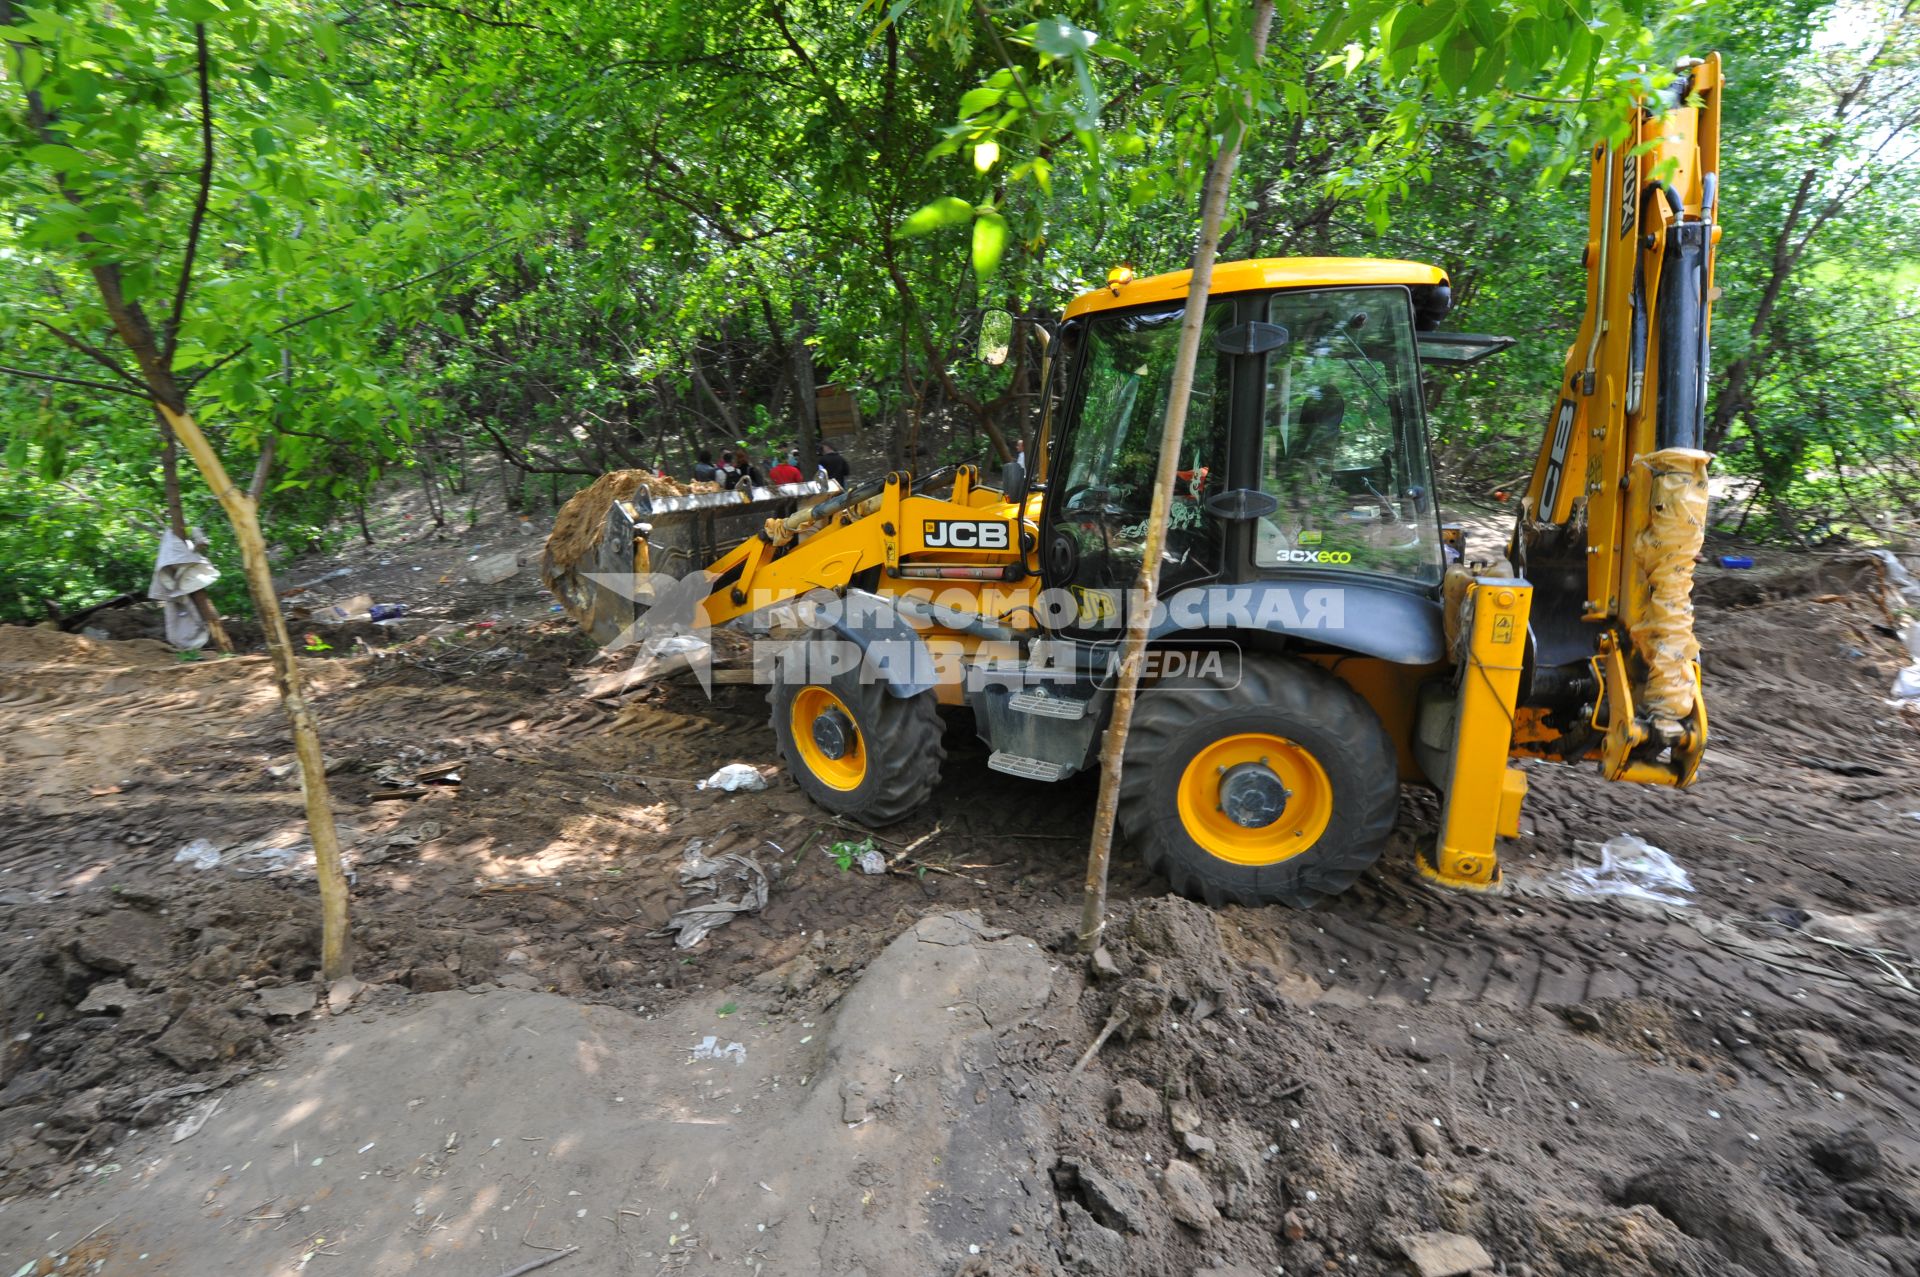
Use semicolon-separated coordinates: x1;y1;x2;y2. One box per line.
1062;257;1449;320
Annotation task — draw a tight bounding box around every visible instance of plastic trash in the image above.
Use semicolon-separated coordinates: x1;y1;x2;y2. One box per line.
857;849;888;875
1869;551;1920;700
172;839;222;871
149;530;220;649
699;763;770;792
312;594;375;623
1894;665;1920;701
691;1035;748;1064
468;551;521;585
1716;555;1754;569
1551;834;1692;906
369;603;408;621
652;844;770;948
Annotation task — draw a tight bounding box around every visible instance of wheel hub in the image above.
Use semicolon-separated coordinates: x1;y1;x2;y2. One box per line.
810;706;856;760
1218;760;1291;829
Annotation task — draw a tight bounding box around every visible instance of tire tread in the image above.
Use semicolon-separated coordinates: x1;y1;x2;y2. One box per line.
1117;656;1399;908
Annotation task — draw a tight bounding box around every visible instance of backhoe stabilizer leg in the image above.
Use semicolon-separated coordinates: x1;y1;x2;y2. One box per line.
1422;579;1532;892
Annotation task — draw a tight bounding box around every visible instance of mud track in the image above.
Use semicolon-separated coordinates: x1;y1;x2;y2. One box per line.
1;551;1918;1275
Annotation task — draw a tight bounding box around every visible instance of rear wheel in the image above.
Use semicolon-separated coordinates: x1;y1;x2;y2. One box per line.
768;632;945;825
1119;655;1399;907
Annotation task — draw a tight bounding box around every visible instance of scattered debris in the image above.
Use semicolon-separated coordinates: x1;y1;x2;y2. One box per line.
698;763;770;792
652;844;770;949
172;839;223;871
467;551;522;585
1868;549;1920;700
372;759;466;801
489;1245;578;1277
691;1036;747;1064
170;1095;223;1144
310;593;376;624
1547;834;1692;906
281;565;353;597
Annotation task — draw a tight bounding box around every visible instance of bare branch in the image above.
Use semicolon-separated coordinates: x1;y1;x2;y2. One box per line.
248;431;278;505
163;23;214;366
30;320;149;390
0;363;157;401
187;236;518;386
388;0;556;33
474;420;600;476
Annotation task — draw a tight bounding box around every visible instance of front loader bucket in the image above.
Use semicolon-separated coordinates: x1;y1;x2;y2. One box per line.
542;469;839;648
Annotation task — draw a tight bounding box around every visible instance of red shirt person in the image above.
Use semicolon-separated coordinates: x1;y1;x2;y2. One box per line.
768;458;804;485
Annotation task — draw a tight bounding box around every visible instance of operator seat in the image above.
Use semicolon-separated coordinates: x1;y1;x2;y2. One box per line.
1295;382;1346;470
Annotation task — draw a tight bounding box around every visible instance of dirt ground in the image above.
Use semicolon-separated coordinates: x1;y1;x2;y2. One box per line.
2;495;1919;1276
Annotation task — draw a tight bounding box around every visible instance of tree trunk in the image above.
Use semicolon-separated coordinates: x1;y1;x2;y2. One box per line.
1078;0;1276;952
157;413;233;654
8;4;345;981
418;449;446;528
689;349;739;438
791;301;820;475
159;403;353;982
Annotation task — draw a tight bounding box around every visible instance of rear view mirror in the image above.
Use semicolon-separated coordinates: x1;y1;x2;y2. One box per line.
978;309;1014;366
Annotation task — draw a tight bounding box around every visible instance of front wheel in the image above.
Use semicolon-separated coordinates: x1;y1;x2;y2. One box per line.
1119;655;1399;907
767;631;946;826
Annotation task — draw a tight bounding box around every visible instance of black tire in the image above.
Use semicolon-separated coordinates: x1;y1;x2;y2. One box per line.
1118;655;1399;907
767;631;946;826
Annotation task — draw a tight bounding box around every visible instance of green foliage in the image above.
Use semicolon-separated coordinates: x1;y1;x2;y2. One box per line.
0;0;501;621
1;0;1914;626
0;454;156;622
827;837;875;872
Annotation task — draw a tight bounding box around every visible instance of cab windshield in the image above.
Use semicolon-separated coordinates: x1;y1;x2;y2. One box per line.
1257;287;1444;585
1051;301;1233;603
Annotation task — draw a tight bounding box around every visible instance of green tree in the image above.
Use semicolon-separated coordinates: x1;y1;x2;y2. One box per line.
0;0;503;978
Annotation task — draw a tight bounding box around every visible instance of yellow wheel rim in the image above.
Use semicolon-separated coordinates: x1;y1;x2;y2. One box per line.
791;686;866;791
1175;732;1333;866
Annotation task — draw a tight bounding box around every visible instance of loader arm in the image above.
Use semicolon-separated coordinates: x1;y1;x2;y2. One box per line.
694;465;1036;630
1513;54;1722;787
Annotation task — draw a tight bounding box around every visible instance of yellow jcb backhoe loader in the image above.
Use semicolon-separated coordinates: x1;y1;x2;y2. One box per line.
544;55;1722;908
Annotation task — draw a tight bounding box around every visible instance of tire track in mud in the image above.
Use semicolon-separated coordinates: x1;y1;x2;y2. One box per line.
1275;862;1920;1135
1292;868;1885;1019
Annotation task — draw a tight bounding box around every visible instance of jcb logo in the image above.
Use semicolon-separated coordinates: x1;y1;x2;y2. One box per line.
923;520;1010;550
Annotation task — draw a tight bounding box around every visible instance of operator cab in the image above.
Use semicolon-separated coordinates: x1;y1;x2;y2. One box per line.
1043;259;1455;637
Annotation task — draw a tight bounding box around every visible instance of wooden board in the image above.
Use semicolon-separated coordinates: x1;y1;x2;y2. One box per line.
816;384;861;437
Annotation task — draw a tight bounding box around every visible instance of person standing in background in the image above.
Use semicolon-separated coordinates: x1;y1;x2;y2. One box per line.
692;449;718;483
769;453;803;485
818;441;850;485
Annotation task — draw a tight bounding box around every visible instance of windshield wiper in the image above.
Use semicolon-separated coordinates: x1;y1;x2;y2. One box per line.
1337;319;1397;415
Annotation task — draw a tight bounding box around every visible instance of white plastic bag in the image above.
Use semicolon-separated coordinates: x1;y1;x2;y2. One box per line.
1867;550;1920;699
148;530;220;650
172;838;222;871
1551;834;1693;906
1893;663;1920;701
691;1035;747;1064
699;763;770;792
